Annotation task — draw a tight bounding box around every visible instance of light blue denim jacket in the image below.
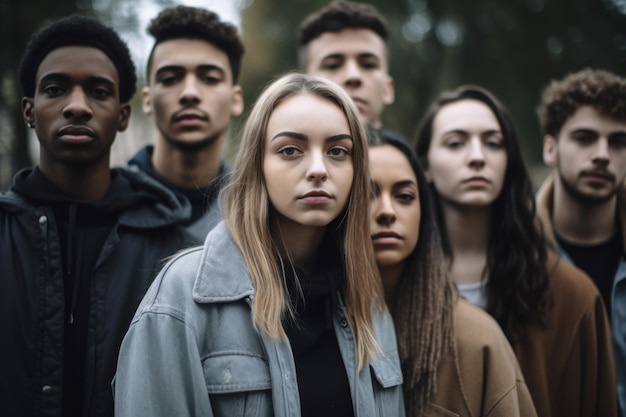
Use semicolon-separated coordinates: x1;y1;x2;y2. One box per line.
114;222;405;417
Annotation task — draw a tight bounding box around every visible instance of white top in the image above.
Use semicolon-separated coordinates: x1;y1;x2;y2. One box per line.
457;279;488;310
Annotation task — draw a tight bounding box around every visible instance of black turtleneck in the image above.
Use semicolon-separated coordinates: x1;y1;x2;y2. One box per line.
282;241;355;417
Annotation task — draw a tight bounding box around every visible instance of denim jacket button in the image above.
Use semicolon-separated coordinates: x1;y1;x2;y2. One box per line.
42;385;52;394
38;215;47;225
340;319;348;327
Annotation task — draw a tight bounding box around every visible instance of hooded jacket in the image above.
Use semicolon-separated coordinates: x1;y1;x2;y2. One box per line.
0;166;195;417
128;144;229;243
537;172;625;416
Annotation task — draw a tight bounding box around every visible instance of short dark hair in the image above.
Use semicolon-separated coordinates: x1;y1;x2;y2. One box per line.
538;68;626;137
18;14;137;103
298;1;389;46
146;6;245;83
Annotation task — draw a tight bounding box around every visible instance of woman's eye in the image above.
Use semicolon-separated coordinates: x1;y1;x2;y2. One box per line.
278;146;301;156
397;193;415;203
328;147;349;157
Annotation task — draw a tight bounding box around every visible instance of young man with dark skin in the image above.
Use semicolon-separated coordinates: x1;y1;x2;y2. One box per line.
0;15;193;417
298;0;406;143
535;68;626;417
128;5;244;242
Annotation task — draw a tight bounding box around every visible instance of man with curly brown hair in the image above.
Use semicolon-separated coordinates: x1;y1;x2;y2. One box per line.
535;68;626;416
128;5;244;242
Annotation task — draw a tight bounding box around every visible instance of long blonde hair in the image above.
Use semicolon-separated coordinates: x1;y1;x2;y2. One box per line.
223;73;384;368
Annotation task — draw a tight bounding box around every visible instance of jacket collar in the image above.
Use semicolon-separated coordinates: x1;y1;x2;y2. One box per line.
193;221;255;303
536;171;626;255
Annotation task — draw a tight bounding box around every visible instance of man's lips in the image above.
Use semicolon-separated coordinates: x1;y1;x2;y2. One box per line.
351;97;366;107
56;125;95;143
581;171;615;183
172;109;209;123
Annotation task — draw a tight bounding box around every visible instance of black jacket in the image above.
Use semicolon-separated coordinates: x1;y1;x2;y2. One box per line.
0;167;194;417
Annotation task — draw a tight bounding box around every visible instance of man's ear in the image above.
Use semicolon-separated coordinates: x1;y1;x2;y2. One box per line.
117;103;132;132
383;75;395;106
141;86;152;116
22;97;34;126
231;85;244;117
543;135;557;167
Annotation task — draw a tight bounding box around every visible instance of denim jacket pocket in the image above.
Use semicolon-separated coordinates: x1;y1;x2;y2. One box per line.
202;353;273;417
370;354;405;417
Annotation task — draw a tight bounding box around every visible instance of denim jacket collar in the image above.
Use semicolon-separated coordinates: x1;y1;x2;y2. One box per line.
193;221;255;303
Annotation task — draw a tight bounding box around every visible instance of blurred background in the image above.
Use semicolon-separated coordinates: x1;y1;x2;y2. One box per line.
1;0;625;189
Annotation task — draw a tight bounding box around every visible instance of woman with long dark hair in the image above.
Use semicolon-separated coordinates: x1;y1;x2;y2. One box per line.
414;85;616;417
369;134;536;416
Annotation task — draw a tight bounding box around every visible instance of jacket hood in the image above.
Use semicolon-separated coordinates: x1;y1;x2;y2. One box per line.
2;166;191;229
536;171;626;255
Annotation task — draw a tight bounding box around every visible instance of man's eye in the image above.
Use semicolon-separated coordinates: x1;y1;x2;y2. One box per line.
43;85;64;96
159;75;178;86
321;61;342;71
92;88;111;99
572;133;596;144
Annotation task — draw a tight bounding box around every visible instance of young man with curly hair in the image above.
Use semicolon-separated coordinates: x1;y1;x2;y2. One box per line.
128;5;244;242
0;14;193;417
535;68;626;416
298;0;405;143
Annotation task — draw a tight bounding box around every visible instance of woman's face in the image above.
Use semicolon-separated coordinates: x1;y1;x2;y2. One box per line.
426;99;508;208
263;92;354;232
369;145;421;269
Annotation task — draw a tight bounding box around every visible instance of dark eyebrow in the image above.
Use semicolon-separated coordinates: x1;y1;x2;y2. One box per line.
442;129;468;136
196;64;226;75
393;179;417;188
570;128;598;136
270;131;353;143
156;64;225;76
39;73;115;87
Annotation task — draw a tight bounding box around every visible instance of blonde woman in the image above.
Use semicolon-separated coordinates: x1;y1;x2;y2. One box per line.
114;73;404;417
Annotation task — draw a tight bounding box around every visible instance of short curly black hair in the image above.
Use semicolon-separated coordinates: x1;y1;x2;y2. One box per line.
538;68;626;137
297;1;389;68
18;14;137;103
146;6;245;83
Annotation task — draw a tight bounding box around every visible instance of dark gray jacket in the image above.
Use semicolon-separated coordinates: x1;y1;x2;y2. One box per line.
0;167;195;417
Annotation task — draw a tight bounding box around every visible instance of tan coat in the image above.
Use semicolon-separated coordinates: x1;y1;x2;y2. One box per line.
513;252;616;417
532;174;619;417
427;299;537;417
